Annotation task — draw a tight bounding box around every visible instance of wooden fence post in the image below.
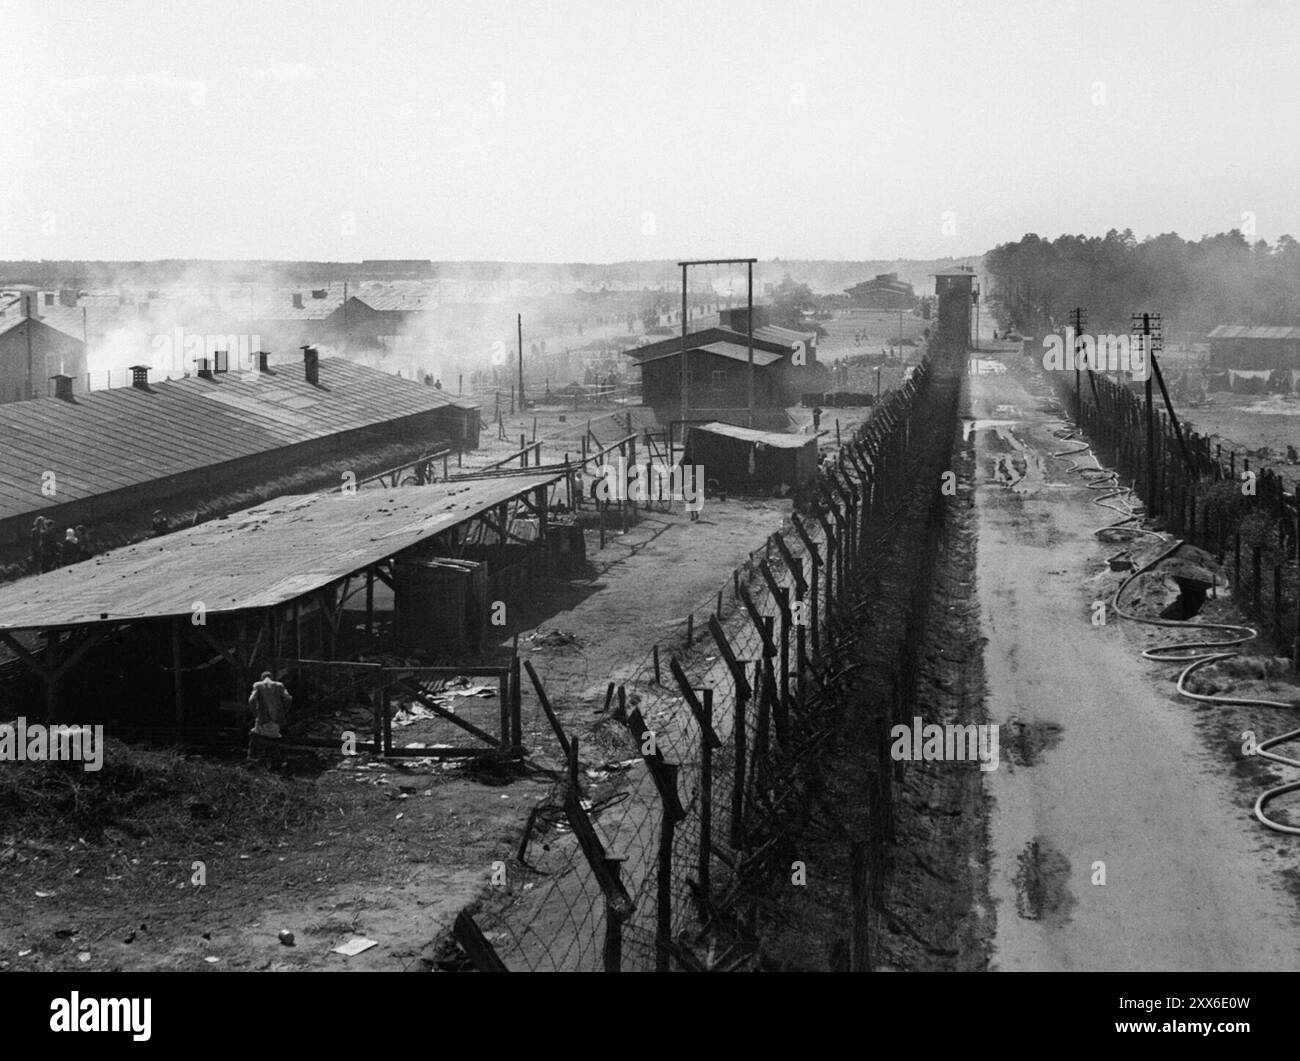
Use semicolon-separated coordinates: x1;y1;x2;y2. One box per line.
708;617;752;850
627;706;685;971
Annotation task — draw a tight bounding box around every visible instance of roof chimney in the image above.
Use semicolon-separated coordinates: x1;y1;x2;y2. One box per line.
51;374;74;401
255;350;273;373
196;357;214;379
301;345;320;385
292;292;304;309
129;365;150;390
22;292;41;320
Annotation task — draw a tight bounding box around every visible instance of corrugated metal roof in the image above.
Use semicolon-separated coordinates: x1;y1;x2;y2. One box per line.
687;422;816;449
635;341;784;367
0;474;560;631
754;325;816;346
1207;325;1300;340
0;358;479;524
352;291;435;313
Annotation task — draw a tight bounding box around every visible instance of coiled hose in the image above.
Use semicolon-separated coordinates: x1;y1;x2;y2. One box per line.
1048;425;1300;834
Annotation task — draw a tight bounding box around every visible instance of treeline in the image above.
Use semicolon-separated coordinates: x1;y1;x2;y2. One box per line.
985;229;1300;339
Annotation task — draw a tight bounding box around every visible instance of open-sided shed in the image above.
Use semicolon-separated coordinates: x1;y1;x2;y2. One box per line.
682;422;818;493
0;473;561;745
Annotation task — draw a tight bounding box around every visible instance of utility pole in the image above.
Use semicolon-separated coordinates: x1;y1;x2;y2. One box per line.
747;261;754;427
677;258;757;447
680;263;688;446
1068;307;1087;417
1132;313;1161;514
517;313;524;412
25;299;33;399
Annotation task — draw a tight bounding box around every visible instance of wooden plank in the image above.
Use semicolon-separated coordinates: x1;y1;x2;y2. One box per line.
399;678;503;749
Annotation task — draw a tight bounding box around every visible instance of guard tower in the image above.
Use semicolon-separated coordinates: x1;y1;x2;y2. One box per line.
933;267;977;351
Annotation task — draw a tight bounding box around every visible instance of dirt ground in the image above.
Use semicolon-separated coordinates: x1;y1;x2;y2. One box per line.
972;350;1300;970
0;424;853;971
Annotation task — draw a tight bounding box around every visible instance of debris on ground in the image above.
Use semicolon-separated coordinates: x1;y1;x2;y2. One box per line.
525;628;586;650
331;937;378;957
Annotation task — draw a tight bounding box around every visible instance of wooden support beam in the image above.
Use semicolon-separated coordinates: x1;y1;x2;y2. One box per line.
523;659;569;760
172;619;185;741
0;630;52;682
400;679;505;749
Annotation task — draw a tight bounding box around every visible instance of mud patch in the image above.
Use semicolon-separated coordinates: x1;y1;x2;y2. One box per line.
1012;837;1076;923
1000;717;1064;768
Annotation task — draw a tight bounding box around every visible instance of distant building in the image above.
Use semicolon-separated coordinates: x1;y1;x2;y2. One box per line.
626;326;814;421
0;293;88;404
326;292;436;348
845;273;917;310
360;260;435;277
1206;325;1300;369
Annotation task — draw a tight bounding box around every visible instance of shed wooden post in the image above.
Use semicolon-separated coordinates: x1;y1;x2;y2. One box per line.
172;619;184;741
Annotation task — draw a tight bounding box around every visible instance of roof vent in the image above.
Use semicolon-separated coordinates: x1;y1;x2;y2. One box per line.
301;344;320;386
292;292;304;309
51;374;74;401
129;365;151;390
255;350;273;373
196;357;214;380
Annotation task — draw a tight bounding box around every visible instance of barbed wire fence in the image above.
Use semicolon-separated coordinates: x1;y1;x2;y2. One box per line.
443;344;966;971
1060;364;1300;662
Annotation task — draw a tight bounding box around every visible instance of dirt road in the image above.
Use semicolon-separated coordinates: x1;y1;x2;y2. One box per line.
972;357;1300;971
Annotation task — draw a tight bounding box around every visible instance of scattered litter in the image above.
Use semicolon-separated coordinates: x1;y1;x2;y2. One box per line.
332;937;378;957
18;950;32;957
395;813;404;821
77;952;90;963
278;930;295;947
34;891;53;898
526;629;585;650
204;956;220;964
392;703;443;726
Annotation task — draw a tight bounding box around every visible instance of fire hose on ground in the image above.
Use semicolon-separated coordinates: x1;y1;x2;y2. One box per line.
1047;424;1300;835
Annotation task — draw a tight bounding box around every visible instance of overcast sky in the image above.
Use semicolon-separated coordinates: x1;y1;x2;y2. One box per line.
2;0;1296;262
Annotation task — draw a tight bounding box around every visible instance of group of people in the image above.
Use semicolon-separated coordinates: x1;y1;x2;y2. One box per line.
29;518;93;572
